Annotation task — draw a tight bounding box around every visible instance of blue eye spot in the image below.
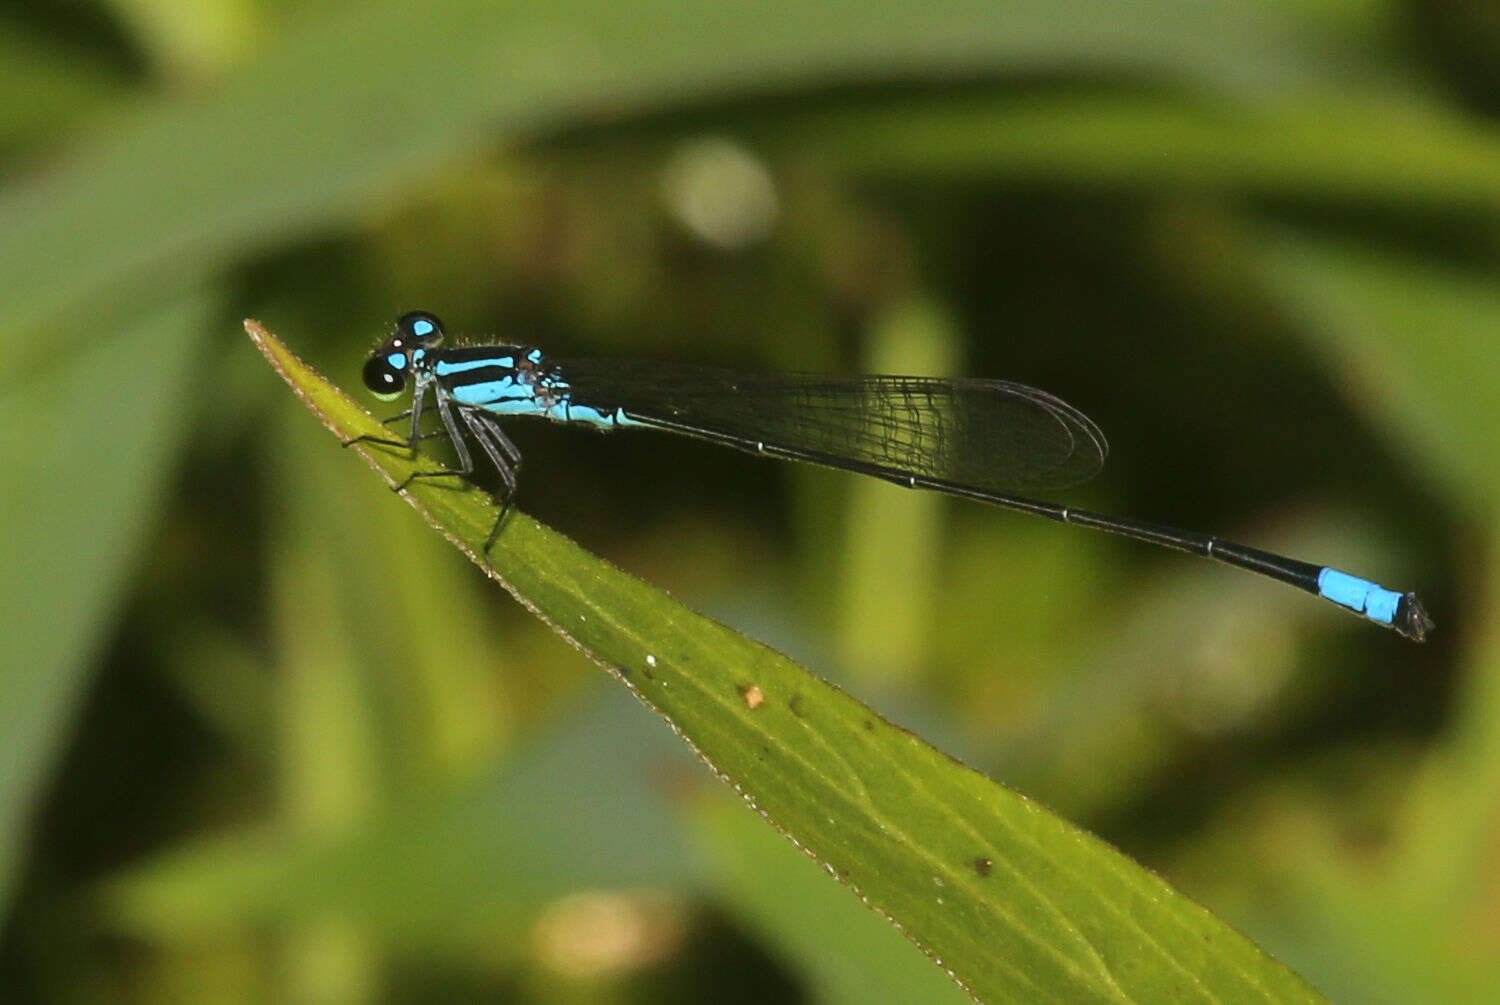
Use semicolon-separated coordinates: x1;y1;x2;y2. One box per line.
387;352;407;369
412;319;434;337
526;348;543;364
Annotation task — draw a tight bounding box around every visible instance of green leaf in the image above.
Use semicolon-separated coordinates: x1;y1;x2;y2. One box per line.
0;294;211;911
790;93;1500;211
101;686;698;955
248;318;1326;1002
1253;227;1500;509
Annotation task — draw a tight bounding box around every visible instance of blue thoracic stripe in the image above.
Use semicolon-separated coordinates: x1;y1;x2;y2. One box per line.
435;356;508;377
452;378;531;408
1317;567;1401;625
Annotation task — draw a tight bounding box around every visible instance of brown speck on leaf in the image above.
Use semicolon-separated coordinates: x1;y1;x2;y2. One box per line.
743;685;765;709
973;858;992;877
788;694;804;717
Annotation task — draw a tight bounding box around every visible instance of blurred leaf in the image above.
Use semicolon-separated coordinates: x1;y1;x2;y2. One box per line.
1253;226;1500;509
103;685;697;955
836;296;956;683
270;440;384;838
788;92;1500;212
0;0;1354;369
0;294;210;915
690;795;968;1004
247;319;1326;1001
269;403;517;803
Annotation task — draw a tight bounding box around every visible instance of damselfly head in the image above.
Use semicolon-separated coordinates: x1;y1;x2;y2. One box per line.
361;311;446;400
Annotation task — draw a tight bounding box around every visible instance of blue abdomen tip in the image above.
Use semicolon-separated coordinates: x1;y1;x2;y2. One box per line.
1318;568;1401;625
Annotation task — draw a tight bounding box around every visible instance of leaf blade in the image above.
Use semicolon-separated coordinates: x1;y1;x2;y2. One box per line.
0;295;211;912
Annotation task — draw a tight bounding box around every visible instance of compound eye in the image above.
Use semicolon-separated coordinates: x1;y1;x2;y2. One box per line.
362;353;407;400
396;310;444;344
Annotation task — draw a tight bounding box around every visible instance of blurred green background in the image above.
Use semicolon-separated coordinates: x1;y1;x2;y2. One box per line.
2;0;1496;1000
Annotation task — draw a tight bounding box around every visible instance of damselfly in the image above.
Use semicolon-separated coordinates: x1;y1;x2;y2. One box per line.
351;311;1432;642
